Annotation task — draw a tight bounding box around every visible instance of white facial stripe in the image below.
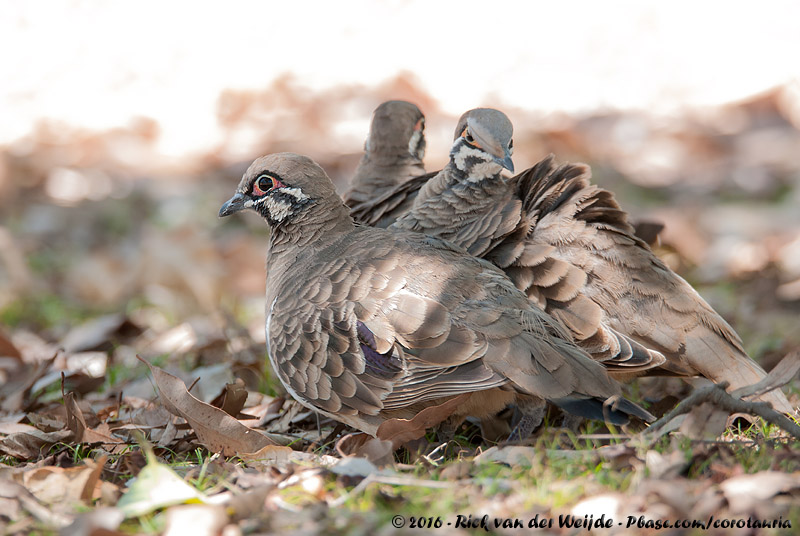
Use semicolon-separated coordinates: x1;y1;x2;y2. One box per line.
282;186;309;202
251;186;310;221
264;197;293;221
452;144;502;181
253;195;294;221
408;129;423;158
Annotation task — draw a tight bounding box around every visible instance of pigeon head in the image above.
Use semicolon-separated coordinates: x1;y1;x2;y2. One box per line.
219;153;342;227
450;108;514;178
365;100;426;161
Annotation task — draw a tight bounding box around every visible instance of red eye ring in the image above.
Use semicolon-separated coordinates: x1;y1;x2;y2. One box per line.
461;127;480;149
252;174;285;195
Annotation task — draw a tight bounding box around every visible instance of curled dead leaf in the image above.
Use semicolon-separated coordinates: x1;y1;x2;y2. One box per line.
138;356;287;455
210;378;248;417
375;393;470;448
63;389;122;446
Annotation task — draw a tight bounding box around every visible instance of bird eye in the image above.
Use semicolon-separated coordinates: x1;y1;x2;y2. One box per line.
252;174;284;196
464;130;474;143
415;118;425;132
508;139;513;150
258;176;273;192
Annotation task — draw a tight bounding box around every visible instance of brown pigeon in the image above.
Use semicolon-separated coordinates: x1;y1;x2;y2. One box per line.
343;100;428;219
364;108;793;414
219;152;653;437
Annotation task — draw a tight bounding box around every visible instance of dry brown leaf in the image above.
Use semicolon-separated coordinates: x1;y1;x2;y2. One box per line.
60;507;126;536
210;378;248;417
475;446;537;466
329;457;382;478
63;390;122;446
645;450;689;479
0;478;72;528
679;401;730;440
224;486;274;522
0;421;35;435
138;356;284;455
327;394;472;466
333;432;391;465
354;438;396;466
240;444;338;470
0;428;72;460
19;456;108;508
267;398;304;433
720;471;800;513
335;432;372;457
0;355;57;412
80;455;108;502
375;393;471;448
60;313;138;353
0;328;22;359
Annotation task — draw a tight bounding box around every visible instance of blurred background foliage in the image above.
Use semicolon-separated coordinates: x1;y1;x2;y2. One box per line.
1;1;799;372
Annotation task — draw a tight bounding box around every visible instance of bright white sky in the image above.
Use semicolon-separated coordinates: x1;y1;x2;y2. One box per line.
2;0;799;158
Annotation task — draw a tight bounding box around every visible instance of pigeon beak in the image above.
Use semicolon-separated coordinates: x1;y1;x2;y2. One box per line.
494;152;515;173
219;193;247;217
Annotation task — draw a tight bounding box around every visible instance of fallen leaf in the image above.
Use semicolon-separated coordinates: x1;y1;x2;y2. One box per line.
224;485;273;522
720;471;800;513
0;428;72;460
679;401;730;440
375;393;471;448
210;378;248;417
0;421;36;435
0;355;57;412
65;351;108;379
645;449;689;480
0;328;22;359
335;432;371;457
239;444;338;470
162;504;228;536
63;391;122;446
474;446;537;466
353;438;395;466
61;507;126;536
116;452;206;518
0;478;72;528
19;456;108;508
182;363;236;403
329;457;396;478
138;356;283;455
60;313;139;353
333;432;391;465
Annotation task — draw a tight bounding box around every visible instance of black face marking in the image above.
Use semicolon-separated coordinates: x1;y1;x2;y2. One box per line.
253;184;313;226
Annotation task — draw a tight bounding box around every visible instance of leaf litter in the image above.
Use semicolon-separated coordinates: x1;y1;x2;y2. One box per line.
1;81;799;534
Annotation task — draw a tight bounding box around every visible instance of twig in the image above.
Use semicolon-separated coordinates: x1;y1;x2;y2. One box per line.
642;381;800;441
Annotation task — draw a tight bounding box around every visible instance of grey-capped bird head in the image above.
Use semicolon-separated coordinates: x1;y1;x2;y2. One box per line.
219;153;340;227
364;100;426;161
450;108;514;176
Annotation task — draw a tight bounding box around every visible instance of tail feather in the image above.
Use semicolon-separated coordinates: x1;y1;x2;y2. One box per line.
684;332;794;414
552;394;655;425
